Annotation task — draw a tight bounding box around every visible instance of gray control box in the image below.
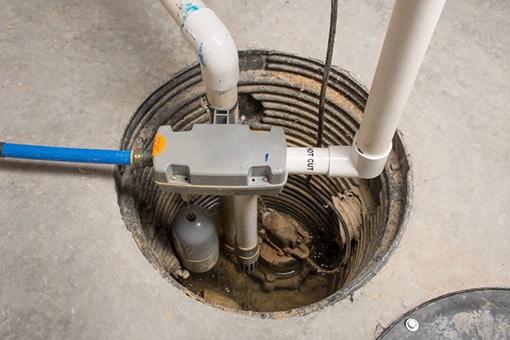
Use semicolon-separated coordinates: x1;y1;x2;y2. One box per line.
152;124;288;195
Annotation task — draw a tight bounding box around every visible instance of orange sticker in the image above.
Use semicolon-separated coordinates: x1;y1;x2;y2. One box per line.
152;133;167;156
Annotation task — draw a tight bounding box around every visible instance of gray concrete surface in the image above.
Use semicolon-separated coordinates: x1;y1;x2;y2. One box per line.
0;0;508;339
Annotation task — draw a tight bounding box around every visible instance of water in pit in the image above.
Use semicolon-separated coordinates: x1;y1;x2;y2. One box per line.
117;50;411;315
136;190;345;311
177;245;332;312
173;203;340;312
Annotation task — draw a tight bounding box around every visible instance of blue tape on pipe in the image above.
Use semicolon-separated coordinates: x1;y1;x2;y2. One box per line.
1;143;132;165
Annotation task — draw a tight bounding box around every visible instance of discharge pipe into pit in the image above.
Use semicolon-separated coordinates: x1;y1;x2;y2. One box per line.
287;0;446;178
160;1;260;272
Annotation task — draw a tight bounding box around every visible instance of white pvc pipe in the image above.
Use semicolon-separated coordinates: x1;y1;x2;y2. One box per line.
234;195;258;251
233;195;259;272
286;146;358;177
160;0;205;24
286;147;329;175
351;0;446;178
288;0;445;179
160;0;239;110
220;196;236;251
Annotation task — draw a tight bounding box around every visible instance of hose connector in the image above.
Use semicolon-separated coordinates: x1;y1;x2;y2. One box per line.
131;148;153;168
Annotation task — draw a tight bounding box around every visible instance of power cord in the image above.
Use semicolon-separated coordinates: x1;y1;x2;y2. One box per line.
305;0;352;269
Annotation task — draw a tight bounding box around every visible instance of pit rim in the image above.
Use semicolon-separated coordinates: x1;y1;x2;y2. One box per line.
116;50;413;318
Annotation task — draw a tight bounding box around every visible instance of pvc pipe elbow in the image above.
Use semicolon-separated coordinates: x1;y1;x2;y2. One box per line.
286;144;391;179
181;8;239;102
160;1;239;109
349;141;392;179
327;143;391;178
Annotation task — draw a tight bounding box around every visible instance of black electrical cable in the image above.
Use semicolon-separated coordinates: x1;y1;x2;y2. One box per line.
316;0;338;148
305;0;352;268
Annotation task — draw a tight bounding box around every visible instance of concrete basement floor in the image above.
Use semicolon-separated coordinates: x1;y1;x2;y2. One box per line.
1;0;509;339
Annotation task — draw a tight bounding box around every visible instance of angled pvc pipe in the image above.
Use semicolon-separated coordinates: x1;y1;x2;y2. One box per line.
160;0;239;111
287;0;446;178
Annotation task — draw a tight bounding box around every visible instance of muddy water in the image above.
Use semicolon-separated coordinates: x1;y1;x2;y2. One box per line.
139;197;341;312
177;245;333;312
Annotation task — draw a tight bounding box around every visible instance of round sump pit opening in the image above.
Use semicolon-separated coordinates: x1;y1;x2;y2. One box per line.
117;50;411;316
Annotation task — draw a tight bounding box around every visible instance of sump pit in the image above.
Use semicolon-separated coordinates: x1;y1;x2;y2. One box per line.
117;50;411;316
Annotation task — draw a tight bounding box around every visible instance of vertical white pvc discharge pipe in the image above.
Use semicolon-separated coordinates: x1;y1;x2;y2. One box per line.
286;0;445;178
350;0;447;178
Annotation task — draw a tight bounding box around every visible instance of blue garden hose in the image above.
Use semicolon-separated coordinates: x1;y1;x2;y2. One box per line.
0;142;150;167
